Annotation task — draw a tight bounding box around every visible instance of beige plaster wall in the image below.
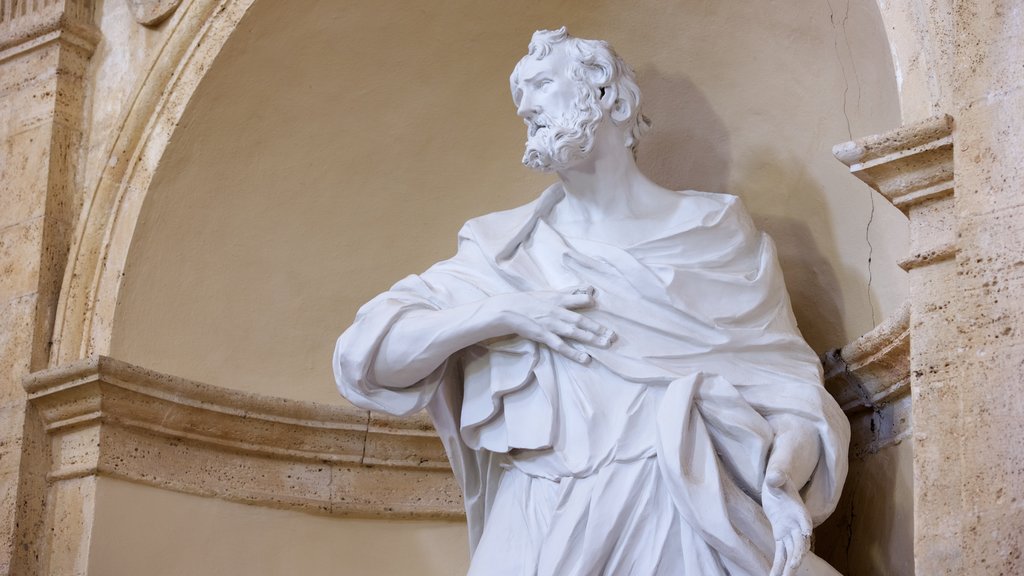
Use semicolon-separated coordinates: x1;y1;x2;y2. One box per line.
816;441;915;575
96;0;908;573
88;477;469;575
109;0;905;405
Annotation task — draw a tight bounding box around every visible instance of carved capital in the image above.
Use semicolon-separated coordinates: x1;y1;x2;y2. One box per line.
0;0;99;58
126;0;183;27
24;357;463;518
833;115;955;270
833;115;953;211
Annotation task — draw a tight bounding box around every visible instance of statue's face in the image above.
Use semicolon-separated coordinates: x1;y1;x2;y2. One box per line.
515;47;578;142
514;45;603;172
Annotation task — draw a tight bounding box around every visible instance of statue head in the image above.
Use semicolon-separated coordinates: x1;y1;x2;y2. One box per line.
510;27;651;172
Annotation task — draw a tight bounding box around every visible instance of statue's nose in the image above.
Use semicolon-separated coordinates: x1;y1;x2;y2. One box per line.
517;94;538;119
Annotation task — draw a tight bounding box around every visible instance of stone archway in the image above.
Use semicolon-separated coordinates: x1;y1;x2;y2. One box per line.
50;0;257;368
44;0;917;572
50;0;934;371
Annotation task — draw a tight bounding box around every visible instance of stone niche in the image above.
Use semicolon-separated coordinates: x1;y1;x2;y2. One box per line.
7;0;978;574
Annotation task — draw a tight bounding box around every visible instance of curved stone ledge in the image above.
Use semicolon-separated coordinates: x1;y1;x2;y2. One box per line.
23;356;463;519
25;324;912;517
823;302;911;455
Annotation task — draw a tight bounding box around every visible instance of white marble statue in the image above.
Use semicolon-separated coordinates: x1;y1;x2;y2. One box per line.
334;27;849;576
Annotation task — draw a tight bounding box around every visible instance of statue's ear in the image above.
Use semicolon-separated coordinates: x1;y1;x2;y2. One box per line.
610;97;632;124
600;84;630;124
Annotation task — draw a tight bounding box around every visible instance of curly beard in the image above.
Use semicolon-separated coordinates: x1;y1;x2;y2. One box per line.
522;90;603;172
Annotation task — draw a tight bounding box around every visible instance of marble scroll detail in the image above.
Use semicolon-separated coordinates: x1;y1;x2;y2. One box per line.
126;0;183;27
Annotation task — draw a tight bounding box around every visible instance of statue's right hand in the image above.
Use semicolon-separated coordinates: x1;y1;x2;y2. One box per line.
483;286;616;363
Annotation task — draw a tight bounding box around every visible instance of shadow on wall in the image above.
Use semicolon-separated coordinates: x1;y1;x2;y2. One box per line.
635;71;848;352
732;149;851;353
814;442;916;575
636;71;731;194
758;213;846;352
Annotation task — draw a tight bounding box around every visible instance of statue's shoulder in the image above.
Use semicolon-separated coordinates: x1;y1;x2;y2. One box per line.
678;189;741;209
464;196;543;230
676;189;752;221
460;184;560;241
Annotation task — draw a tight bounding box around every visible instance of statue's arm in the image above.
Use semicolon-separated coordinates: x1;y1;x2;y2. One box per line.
765;415;819;489
371;286;615;388
763;415;820;576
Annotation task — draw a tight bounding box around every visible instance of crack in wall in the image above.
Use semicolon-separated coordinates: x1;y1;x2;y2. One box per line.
843;467;862;570
826;0;877;327
826;0;855;140
360;409;370;464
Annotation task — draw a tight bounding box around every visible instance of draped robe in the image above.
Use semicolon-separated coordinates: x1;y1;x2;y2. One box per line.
334;184;849;575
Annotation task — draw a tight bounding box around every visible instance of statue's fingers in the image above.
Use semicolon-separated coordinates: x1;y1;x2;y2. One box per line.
765;467;789;489
552;321;606;346
560;287;596;309
560;309;614;338
564;285;595;297
770;540;786;576
552;310;614;344
798;511;813;535
536;330;590;364
785;532;808;575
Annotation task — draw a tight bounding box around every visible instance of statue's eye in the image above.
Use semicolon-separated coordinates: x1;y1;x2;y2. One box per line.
536;79;553;89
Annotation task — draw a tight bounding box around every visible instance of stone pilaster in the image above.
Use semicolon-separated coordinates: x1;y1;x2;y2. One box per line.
949;2;1024;573
0;1;99;573
833;114;957;574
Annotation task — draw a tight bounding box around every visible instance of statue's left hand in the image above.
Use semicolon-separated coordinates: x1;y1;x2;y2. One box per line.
763;468;812;576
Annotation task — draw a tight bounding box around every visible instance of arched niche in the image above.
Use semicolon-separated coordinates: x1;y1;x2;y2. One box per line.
100;0;904;403
41;0;930;574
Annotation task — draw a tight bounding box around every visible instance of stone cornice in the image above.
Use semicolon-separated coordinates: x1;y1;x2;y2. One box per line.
833;115;956;272
832;114;953;212
0;0;99;58
24;356;463;519
823;302;911;455
823;301;911;411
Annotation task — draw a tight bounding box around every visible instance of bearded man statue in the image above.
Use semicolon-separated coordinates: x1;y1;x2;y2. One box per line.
334;27;849;576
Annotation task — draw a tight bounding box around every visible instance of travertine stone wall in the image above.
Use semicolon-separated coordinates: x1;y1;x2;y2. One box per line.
835;3;1024;563
0;1;99;572
945;3;1024;573
853;4;1024;572
873;0;954;122
834;114;956;575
